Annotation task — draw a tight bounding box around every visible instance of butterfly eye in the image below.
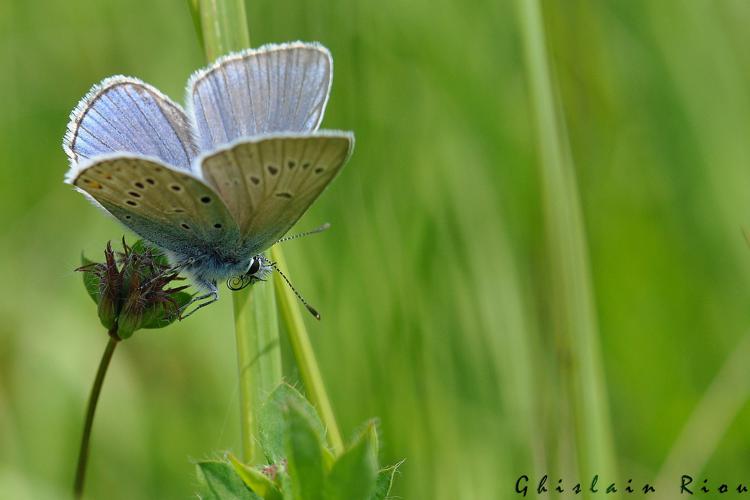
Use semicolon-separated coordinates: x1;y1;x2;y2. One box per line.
248;257;261;275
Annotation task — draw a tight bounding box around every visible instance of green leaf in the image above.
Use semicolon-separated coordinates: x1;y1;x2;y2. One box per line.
227;453;283;500
324;424;378;500
259;383;326;464
141;291;192;329
285;401;326;500
196;460;259;500
370;461;403;500
80;253;100;304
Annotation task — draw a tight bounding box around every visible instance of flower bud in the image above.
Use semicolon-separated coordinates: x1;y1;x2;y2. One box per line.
77;239;191;339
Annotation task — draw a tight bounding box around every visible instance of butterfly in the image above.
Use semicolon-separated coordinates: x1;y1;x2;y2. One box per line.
63;41;354;319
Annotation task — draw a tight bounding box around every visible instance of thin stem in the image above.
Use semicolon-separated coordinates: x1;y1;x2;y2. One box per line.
232;280;282;462
516;0;616;486
271;246;344;455
197;0;250;61
195;0;283;464
186;0;205;55
74;334;119;499
193;0;341;458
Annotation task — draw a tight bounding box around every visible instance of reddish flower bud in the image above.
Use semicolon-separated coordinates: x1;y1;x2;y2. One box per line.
77;239;191;339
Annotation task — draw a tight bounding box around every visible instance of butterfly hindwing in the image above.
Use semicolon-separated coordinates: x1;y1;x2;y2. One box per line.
70;155;240;255
64;76;198;171
188;42;332;151
199;132;354;254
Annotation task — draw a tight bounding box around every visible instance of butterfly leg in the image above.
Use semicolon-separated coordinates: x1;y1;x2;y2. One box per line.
178;281;218;320
140;257;196;291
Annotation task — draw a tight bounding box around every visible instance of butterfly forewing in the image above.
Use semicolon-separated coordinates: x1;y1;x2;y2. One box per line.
71;156;240;255
188;43;332;151
199;132;353;254
64;77;198;171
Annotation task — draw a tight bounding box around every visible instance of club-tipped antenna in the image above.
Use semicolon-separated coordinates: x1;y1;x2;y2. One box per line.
262;257;321;320
276;223;331;244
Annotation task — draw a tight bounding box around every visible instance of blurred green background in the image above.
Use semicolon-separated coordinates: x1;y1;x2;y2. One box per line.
3;0;750;498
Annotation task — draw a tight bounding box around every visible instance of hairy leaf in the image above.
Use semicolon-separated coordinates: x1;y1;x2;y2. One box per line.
324;424;378;500
259;383;326;463
196;460;259;500
285;402;326;500
370;461;403;500
228;453;283;500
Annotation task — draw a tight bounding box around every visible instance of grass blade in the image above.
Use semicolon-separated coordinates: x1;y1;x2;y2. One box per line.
197;0;250;61
271;245;344;455
516;0;616;483
232;280;282;462
196;0;281;463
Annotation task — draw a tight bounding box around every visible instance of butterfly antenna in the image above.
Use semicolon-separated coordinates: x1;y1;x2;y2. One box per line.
265;259;321;320
276;223;331;244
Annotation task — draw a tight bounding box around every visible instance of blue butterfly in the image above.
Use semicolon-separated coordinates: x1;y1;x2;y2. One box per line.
63;42;354;318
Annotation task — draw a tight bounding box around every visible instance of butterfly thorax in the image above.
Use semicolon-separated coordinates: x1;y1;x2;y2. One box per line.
166;247;254;289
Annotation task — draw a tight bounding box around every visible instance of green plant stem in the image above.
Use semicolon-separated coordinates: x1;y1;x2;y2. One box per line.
186;0;205;54
516;0;616;485
195;0;283;464
271;246;344;455
196;0;250;61
232;281;282;462
193;0;342;459
74;334;119;499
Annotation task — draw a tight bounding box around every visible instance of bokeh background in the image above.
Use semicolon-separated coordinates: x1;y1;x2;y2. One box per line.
3;0;750;498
